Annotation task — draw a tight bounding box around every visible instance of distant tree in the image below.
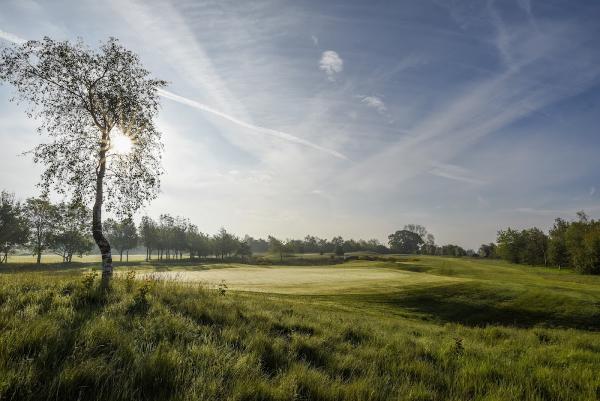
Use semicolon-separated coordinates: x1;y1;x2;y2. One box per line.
24;197;58;264
0;37;166;283
440;244;466;257
104;217;138;262
244;235;269;254
521;227;548;266
185;224;198;259
496;228;525;263
421;233;436;255
214;228;237;259
548;218;570;269
388;230;424;254
186;227;210;260
172;217;189;260
287;239;305;254
303;235;319;253
158;214;175;260
268;236;285;262
317;238;328;255
121;218;138;262
331;236;344;256
343;239;359;253
0;191;29;263
404;224;428;241
236;240;252;261
139;216;159;261
50;202;93;262
565;216;600;274
478;243;497;258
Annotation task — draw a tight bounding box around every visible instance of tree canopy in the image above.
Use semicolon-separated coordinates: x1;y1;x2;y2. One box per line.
0;37;166;281
388;230;424;254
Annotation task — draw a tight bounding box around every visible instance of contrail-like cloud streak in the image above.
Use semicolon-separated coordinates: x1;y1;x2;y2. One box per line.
0;27;346;160
158;89;348;160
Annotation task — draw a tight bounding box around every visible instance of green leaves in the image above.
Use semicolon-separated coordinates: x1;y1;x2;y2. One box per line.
0;37;166;217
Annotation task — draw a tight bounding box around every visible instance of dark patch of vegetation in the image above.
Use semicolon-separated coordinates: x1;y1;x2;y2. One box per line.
379;282;600;330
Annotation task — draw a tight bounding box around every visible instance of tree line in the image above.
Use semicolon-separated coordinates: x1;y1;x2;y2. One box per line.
137;221;472;262
2;190;467;263
136;217;390;261
0;192;93;263
490;211;600;274
0;191;142;263
4;189;597;274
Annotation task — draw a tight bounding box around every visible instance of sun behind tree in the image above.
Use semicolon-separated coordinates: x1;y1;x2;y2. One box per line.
0;37;167;284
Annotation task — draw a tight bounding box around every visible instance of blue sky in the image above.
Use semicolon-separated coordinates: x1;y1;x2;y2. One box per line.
1;0;599;249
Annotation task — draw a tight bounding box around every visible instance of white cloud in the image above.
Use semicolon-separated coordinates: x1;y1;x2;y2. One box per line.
311;35;319;46
361;96;387;114
319;50;343;80
591;186;596;196
0;29;26;44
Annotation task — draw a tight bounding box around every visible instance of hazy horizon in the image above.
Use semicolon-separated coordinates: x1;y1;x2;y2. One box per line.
2;0;600;249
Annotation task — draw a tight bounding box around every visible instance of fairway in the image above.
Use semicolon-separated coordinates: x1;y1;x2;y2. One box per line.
138;263;463;294
1;256;599;400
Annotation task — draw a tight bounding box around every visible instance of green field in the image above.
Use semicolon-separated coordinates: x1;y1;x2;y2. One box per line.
1;256;599;400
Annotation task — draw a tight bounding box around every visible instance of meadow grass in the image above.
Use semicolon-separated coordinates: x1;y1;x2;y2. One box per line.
0;257;599;400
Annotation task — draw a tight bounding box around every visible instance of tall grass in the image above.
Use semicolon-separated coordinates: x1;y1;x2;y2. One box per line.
0;268;599;401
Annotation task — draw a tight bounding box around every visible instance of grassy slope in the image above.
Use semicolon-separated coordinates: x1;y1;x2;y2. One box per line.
0;257;599;401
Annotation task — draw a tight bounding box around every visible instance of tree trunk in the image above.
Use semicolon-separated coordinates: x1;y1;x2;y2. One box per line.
36;249;41;264
126;250;129;262
92;135;112;287
120;250;123;262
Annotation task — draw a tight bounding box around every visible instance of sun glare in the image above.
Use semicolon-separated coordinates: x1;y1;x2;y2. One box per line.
110;129;134;155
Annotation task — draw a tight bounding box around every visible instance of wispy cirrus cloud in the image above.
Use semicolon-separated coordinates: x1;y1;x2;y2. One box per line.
341;18;600;191
319;50;343;80
108;0;252;121
158;89;348;160
430;163;486;185
360;96;387;114
0;29;26;44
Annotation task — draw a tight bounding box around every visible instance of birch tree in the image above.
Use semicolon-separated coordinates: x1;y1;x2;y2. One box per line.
0;37;166;283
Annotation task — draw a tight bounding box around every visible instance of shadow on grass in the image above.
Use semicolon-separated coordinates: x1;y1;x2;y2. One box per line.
392;263;432;273
370;282;600;331
0;256;347;274
0;259;221;274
